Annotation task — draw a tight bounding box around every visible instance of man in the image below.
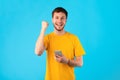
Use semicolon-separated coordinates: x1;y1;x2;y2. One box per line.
35;7;85;80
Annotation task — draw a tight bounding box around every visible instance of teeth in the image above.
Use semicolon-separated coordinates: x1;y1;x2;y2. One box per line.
55;23;63;26
57;24;62;26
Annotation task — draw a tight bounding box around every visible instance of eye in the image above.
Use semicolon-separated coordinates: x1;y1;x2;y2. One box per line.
61;17;64;20
61;17;65;20
55;16;59;19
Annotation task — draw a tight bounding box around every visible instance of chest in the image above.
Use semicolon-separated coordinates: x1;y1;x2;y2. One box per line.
48;36;75;58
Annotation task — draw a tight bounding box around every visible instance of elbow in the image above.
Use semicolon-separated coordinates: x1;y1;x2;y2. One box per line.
35;49;43;56
77;62;83;67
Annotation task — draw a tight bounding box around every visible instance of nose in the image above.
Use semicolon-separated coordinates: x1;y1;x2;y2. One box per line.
58;18;62;23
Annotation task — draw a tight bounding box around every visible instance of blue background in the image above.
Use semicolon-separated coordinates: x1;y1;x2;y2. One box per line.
0;0;120;80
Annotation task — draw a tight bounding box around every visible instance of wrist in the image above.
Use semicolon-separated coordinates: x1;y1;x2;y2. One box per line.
41;27;47;31
66;59;69;64
40;28;46;34
67;59;70;65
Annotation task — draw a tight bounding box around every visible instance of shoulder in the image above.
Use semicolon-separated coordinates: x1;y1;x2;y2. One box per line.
66;32;78;39
45;32;54;37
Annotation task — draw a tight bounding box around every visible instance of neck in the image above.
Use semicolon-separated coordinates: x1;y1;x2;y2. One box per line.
54;29;66;35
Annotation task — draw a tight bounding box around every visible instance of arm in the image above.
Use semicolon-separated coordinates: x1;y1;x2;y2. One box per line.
35;21;48;56
68;56;83;67
55;55;83;67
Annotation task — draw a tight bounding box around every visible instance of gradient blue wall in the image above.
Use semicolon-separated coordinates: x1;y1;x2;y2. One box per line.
0;0;120;80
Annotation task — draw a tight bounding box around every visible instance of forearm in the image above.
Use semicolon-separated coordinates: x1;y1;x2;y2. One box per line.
68;58;83;67
35;28;46;55
55;55;83;67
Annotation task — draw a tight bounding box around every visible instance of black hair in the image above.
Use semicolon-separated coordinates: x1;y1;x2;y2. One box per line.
52;7;68;18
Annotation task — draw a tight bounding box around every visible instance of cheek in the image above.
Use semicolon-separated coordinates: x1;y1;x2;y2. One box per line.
63;20;66;24
52;19;55;23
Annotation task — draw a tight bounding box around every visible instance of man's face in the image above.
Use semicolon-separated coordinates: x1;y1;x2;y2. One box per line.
52;12;67;31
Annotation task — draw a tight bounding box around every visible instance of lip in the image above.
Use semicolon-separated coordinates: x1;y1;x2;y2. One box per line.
55;23;63;27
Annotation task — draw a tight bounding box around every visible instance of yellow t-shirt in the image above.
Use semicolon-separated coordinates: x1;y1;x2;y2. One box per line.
44;32;85;80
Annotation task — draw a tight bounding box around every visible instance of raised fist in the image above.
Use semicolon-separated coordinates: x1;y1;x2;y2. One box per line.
41;21;49;30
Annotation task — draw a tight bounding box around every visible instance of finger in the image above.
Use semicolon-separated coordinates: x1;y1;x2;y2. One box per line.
55;54;62;58
56;57;62;63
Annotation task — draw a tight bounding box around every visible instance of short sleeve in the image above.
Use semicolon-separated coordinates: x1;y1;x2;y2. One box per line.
44;35;49;50
74;36;85;57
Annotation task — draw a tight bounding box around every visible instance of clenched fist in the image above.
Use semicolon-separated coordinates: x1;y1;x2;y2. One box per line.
42;21;49;30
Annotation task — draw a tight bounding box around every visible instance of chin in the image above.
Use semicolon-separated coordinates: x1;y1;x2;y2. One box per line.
54;26;64;31
57;29;63;31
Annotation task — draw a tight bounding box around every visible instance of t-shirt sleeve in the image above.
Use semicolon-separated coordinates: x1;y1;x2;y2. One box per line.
74;36;85;57
44;35;49;50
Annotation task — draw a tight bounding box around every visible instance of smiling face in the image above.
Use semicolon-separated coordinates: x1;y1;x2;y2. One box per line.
52;12;67;31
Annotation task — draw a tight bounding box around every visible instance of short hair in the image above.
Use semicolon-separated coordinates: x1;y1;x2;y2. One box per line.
52;7;68;18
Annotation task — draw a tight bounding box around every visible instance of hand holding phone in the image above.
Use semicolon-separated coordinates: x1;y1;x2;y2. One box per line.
54;50;68;64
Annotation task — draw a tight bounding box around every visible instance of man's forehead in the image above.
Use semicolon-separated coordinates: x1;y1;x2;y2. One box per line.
53;12;66;17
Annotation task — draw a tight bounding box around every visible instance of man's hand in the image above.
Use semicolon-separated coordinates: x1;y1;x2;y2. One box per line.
54;53;83;67
54;54;68;64
42;21;49;30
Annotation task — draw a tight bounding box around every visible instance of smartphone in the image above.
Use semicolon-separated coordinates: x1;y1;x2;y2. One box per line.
54;50;62;56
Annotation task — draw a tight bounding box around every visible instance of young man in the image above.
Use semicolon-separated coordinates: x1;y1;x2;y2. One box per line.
35;7;85;80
